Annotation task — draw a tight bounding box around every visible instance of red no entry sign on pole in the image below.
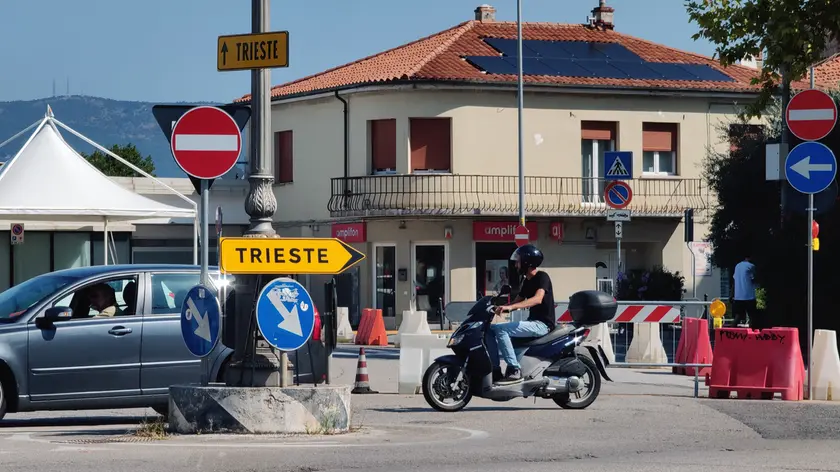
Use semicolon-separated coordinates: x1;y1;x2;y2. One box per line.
786;89;838;142
171;106;242;180
514;225;530;247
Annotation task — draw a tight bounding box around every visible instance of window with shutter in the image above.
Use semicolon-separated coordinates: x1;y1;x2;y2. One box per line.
274;130;293;183
369;119;397;174
642;123;678;175
409;118;451;172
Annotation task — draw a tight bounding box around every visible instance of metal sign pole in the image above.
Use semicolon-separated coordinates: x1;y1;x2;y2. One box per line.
807;66;815;400
516;0;525;226
200;179;210;385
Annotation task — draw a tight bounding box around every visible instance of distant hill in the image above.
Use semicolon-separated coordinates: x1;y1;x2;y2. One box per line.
0;95;248;178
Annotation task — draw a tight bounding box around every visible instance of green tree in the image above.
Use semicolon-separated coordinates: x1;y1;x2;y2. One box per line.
82;143;156;177
686;0;840;118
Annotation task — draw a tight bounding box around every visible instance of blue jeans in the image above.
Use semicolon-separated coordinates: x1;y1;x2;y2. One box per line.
486;321;550;370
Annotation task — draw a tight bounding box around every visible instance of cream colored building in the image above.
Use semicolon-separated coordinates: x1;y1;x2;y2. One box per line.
229;2;784;327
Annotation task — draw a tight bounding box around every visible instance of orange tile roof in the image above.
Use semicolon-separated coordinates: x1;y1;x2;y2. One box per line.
808;54;840;89
235;20;820;102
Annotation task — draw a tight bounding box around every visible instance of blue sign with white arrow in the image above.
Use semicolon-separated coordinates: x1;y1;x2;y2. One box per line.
603;151;633;180
180;284;221;358
255;277;315;352
785;142;838;195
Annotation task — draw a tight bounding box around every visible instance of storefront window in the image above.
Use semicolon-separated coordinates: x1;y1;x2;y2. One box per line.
0;232;9;291
53;232;91;270
374;245;396;317
475;242;518;298
13;232;51;285
414;244;446;319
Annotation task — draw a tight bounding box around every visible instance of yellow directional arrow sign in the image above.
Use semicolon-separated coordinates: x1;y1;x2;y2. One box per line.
219;237;365;275
217;31;289;72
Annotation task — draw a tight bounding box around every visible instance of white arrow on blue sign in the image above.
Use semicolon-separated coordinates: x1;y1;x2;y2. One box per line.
256;277;316;352
784;142;838;195
180;284;221;358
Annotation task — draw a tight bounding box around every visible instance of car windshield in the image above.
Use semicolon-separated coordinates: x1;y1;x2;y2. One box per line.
0;273;83;321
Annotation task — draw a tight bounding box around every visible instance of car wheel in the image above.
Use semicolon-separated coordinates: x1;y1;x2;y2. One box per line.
0;375;7;421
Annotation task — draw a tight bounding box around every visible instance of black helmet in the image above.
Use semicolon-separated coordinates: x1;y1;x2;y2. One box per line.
510;244;544;274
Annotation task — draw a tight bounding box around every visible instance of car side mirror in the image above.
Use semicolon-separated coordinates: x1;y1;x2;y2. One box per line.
37;306;73;328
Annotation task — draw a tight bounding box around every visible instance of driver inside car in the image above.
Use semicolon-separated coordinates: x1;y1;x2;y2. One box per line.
488;244;556;384
88;283;122;318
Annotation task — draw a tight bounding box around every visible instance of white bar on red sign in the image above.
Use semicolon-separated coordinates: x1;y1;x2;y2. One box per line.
174;134;239;152
788;109;836;121
515;234;529;239
554;303;681;324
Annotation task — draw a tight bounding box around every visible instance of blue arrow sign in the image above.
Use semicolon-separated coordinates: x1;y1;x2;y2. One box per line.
180;284;221;358
785;142;837;195
256;277;315;352
603;151;633;180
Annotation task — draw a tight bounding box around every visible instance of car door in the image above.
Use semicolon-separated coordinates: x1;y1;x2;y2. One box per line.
27;273;143;403
140;271;202;394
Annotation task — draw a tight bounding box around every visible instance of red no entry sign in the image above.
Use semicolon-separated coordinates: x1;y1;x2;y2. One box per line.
171;106;242;180
514;225;530;247
786;89;838;142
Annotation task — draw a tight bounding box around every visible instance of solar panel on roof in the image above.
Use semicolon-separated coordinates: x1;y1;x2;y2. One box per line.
610;61;663;80
552;42;608;60
501;57;558;76
539;58;595;78
679;64;735;82
484;38;538;57
464;56;519;75
575;60;629;79
524;40;573;59
645;63;698;81
592;43;643;62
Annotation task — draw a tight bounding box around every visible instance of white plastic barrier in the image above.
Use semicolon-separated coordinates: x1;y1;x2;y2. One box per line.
585;322;615;364
810;329;840;401
398;333;450;394
625;323;668;364
395;310;431;347
336;307;354;342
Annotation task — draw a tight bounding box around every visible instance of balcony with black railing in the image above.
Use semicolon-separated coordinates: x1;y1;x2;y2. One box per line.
328;175;710;218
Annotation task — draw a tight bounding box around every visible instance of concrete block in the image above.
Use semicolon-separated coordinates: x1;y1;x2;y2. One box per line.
398;333;450;394
395;310;431;347
168;384;351;434
625;323;668;365
585;322;616;364
810;329;840;401
336;307;353;342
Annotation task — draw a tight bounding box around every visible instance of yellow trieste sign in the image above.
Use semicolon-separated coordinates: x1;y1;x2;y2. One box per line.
219;237;365;275
217;31;289;72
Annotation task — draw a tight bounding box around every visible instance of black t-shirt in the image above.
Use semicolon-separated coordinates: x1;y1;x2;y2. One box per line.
518;271;555;330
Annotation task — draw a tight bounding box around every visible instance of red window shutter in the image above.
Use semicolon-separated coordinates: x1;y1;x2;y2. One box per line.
642;123;677;152
370;119;397;172
410;118;451;172
275;130;293;183
581;121;616;141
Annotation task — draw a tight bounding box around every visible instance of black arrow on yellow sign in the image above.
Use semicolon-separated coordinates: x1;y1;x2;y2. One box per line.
219;237;366;275
221;43;228;66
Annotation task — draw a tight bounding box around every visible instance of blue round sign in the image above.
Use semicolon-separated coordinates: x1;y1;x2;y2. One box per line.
605;181;632;209
180;284;221;358
785;142;837;195
256;277;315;352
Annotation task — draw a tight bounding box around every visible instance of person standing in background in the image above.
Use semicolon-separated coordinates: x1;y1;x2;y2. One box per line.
732;255;757;327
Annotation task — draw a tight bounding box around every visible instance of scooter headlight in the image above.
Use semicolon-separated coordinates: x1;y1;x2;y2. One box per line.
447;334;465;347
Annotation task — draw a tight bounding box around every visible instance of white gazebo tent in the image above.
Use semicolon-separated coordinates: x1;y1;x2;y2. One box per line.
0;106;198;265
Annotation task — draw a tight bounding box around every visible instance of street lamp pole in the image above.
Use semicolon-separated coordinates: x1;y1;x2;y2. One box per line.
516;0;525;226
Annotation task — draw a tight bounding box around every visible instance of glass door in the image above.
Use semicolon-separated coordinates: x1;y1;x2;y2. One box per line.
581;138;614;203
412;242;448;322
373;244;396;318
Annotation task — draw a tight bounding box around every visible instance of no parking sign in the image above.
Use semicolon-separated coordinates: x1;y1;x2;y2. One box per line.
10;223;24;245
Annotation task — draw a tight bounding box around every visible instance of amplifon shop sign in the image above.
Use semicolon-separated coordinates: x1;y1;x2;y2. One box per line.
331;223;366;243
473;221;539;242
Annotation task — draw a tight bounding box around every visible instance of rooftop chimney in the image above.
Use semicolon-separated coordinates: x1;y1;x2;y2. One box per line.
589;0;615;30
475;4;496;23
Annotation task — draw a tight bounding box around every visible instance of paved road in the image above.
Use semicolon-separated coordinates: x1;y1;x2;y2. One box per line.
2;347;840;471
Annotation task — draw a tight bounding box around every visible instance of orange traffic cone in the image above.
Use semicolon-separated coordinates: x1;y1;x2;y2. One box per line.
351;347;378;394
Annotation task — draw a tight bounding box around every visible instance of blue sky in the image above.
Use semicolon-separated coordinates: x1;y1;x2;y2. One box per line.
0;0;715;103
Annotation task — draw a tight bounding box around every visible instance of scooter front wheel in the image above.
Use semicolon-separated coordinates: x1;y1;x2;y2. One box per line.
552;354;601;410
422;361;472;412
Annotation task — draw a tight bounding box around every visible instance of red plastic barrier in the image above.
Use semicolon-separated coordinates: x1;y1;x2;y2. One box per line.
673;317;713;376
355;308;388;346
707;327;805;401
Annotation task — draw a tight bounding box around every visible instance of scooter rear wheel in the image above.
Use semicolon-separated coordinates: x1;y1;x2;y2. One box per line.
422;361;472;412
552;354;601;410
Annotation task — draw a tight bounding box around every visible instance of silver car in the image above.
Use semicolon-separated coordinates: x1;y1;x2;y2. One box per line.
0;264;325;421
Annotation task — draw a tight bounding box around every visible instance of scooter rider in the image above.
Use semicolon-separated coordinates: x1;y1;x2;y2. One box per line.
489;244;556;384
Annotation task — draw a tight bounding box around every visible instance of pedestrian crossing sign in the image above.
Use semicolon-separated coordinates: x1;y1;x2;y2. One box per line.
603;151;633;181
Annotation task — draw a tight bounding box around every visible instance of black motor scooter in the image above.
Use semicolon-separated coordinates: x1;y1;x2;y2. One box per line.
422;288;614;412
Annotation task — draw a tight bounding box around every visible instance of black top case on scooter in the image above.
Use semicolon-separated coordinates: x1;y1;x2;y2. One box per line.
568;290;617;325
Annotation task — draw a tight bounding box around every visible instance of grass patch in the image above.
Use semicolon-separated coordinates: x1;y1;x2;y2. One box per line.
133;415;169;439
304;406;352;435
